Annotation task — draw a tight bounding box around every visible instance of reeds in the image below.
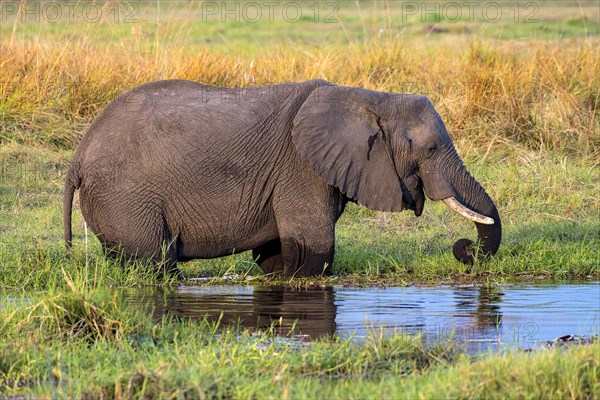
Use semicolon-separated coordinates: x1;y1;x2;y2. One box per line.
1;37;598;160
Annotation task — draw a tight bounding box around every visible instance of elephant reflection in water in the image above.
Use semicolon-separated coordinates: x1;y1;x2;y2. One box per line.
452;286;504;340
135;286;337;339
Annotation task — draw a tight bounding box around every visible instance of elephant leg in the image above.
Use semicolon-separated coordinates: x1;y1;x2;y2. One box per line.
252;239;284;275
154;223;185;280
87;201;184;279
279;234;335;278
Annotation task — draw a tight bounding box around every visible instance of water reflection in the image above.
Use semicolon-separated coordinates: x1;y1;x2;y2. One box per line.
450;286;504;341
120;283;600;350
123;285;337;338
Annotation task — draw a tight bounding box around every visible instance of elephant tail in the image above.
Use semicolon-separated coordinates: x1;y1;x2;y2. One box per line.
64;161;81;250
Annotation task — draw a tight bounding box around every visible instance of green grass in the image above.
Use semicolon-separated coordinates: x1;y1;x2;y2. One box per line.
1;285;598;398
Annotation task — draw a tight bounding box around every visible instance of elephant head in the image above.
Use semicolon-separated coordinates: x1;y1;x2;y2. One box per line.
291;86;501;264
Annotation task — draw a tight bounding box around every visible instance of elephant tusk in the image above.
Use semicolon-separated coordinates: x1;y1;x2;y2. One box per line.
442;197;495;225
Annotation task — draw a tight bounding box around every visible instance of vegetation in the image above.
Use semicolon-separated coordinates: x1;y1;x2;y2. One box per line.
1;284;598;398
0;1;598;398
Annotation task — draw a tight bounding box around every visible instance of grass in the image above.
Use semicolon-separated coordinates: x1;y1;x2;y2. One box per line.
0;1;599;398
1;286;598;398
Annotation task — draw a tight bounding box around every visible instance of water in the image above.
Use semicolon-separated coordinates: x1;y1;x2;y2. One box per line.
121;282;599;352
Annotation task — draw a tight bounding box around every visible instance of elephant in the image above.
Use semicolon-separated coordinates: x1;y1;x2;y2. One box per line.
64;79;501;278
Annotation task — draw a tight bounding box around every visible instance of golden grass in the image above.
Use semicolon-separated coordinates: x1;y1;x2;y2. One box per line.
0;37;598;160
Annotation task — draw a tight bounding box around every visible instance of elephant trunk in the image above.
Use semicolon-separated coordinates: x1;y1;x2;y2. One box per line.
423;156;502;265
446;166;502;265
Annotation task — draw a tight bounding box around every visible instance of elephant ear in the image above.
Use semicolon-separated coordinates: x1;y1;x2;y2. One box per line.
292;86;405;212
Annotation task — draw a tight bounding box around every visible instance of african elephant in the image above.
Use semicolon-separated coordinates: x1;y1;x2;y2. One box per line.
64;79;501;278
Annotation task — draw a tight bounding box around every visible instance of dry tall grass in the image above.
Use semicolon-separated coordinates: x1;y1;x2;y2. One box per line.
1;37;598;161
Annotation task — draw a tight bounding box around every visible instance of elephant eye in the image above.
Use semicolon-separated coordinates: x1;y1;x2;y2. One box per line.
426;143;437;158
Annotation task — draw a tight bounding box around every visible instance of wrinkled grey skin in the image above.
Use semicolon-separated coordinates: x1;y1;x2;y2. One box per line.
64;79;501;278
